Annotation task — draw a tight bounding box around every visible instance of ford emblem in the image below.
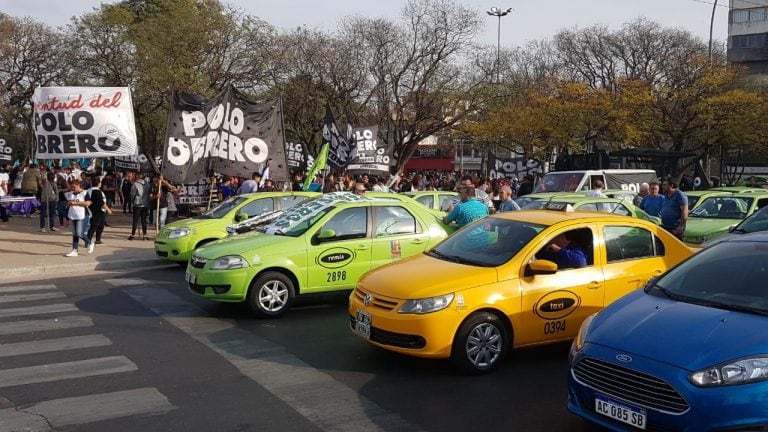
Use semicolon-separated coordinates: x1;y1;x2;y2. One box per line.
363;293;373;306
616;354;633;363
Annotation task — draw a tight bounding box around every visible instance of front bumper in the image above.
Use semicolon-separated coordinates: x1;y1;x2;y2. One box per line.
154;236;195;262
185;260;252;302
567;342;768;432
348;287;461;359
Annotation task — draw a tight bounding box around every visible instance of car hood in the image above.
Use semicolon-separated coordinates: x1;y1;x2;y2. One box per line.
165;217;220;231
588;290;768;371
194;232;301;260
685;218;739;237
359;253;498;299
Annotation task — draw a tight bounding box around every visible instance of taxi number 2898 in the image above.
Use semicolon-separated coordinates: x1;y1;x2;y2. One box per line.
327;271;347;282
544;320;566;335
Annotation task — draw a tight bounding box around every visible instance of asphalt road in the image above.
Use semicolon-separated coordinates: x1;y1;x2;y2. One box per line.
0;268;600;432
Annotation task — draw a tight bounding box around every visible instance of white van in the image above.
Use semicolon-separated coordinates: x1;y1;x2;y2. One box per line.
534;169;658;194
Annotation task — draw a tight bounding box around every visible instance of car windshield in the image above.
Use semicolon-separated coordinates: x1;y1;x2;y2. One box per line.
522;201;547;210
647;241;768;316
263;192;366;237
197;196;248;219
734;206;768;234
690;196;753;219
429;219;546;267
688;196;700;210
534;173;583;193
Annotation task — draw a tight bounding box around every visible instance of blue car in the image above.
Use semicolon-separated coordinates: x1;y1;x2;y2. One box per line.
568;232;768;431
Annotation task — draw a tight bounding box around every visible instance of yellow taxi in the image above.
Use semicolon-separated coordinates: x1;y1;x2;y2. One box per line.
349;203;693;373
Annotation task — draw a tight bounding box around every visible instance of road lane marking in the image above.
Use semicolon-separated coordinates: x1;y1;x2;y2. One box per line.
0;388;175;432
0;303;78;318
0;316;94;335
0;356;137;388
0;284;57;293
0;334;112;358
105;278;175;287
125;287;421;432
0;292;67;303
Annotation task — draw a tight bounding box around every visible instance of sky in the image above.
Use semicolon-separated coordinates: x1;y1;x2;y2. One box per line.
0;0;730;48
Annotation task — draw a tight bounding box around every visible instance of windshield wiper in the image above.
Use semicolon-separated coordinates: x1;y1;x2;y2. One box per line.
690;298;768;316
731;228;750;234
428;250;480;265
645;281;685;301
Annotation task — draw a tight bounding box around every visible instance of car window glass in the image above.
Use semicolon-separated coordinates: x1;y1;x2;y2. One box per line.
280;195;308;210
321;207;368;240
415;195;434;209
534;227;594;269
654;234;666;256
740;206;768;233
438;194;455;211
604;226;656;262
374;206;417;237
613;204;631;216
239;198;273;217
577;203;597;211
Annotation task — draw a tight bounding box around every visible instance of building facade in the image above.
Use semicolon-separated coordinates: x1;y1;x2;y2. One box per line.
728;0;768;74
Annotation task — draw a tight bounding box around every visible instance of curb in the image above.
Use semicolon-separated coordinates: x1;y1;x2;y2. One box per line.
1;258;174;278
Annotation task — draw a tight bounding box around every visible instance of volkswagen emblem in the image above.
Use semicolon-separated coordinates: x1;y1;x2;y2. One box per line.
616;354;633;363
363;293;373;306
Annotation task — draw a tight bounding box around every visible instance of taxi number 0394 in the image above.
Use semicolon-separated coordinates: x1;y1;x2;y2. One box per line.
327;271;347;282
544;320;566;335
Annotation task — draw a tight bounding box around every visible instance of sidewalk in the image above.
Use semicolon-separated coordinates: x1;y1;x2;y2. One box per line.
0;211;173;280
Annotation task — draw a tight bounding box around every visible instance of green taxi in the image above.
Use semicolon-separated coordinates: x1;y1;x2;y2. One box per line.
185;192;452;317
154;191;318;262
683;193;768;244
520;195;661;225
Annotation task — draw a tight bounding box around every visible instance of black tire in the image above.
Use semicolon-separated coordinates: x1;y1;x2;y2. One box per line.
451;311;510;374
247;271;296;318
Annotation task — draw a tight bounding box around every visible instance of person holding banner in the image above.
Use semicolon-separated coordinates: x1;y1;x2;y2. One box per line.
149;176;177;229
64;180;93;257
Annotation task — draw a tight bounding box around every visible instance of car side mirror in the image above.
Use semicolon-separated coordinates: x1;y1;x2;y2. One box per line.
235;212;248;222
317;229;336;240
527;259;558;276
728;225;737;233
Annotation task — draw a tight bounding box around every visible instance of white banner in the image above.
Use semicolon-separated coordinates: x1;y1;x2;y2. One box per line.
32;87;138;159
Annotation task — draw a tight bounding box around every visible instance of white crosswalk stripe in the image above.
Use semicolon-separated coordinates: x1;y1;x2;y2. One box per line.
0;388;174;432
0;316;94;335
0;292;67;303
0;284;57;294
0;282;176;430
0;334;112;357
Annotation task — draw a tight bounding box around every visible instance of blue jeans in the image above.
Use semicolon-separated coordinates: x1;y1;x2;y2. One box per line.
39;200;57;229
71;218;91;250
150;207;168;228
57;201;68;224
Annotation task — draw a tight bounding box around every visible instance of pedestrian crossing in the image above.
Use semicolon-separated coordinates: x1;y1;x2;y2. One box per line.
0;283;174;431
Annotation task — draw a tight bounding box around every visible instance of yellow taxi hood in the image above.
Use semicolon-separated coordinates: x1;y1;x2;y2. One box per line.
359;253;498;299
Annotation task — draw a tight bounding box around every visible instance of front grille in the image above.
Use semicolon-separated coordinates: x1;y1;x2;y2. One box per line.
349;317;426;349
573;357;689;414
353;288;399;311
190;257;206;268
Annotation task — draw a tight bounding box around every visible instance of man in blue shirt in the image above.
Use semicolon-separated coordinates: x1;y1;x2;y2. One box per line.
443;184;488;228
497;185;521;212
640;180;665;217
541;231;588;269
660;179;688;239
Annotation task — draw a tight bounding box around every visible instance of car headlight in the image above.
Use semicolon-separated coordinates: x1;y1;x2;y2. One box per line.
168;227;192;239
398;293;454;314
209;255;249;270
689;356;768;387
574;313;597;351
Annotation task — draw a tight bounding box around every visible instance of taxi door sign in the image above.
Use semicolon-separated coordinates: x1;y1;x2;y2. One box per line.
390;240;401;259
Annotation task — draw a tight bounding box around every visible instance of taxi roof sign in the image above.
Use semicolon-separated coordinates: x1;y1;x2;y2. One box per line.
543;201;574;212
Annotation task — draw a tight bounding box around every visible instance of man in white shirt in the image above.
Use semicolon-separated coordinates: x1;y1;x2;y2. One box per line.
585;179;608;198
0;165;9;222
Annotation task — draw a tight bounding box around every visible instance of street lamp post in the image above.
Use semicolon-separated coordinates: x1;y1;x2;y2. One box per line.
708;0;719;64
487;6;513;83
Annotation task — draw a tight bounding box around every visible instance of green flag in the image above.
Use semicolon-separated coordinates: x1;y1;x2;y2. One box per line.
303;142;329;191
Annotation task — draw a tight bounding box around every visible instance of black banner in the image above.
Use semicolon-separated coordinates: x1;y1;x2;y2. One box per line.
692;160;711;190
604;171;659;192
487;152;542;179
285;141;309;171
346;126;394;175
162;85;288;183
0;135;15;162
177;178;212;205
323;106;353;171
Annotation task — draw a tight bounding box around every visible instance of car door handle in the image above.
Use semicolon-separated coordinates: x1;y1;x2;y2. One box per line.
411;238;425;244
355;245;369;250
652;270;663;276
587;281;600;290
